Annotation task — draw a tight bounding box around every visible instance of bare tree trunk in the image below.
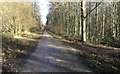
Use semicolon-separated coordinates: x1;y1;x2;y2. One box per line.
81;1;86;42
102;5;105;39
112;2;117;38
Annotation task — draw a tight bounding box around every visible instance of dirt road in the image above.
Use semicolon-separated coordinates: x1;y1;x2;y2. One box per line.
20;32;93;72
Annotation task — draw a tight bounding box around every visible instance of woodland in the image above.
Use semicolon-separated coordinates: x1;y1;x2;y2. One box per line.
0;1;120;73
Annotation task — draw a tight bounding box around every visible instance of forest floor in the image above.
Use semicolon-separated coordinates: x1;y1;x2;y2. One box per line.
48;31;120;73
2;31;120;73
2;32;42;72
19;31;94;72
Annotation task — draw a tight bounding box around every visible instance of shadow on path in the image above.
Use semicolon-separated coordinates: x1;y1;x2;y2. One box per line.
19;31;93;72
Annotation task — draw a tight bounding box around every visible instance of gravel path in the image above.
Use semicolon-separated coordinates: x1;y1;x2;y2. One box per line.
20;32;93;72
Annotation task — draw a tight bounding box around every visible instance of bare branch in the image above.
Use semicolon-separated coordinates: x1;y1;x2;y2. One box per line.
84;2;103;18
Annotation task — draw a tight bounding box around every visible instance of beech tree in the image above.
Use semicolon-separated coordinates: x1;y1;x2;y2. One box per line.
46;1;120;47
0;2;43;38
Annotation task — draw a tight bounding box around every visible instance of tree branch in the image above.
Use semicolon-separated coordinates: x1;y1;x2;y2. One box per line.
84;2;102;18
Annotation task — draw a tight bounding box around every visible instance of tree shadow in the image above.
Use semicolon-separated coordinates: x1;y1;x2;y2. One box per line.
17;35;92;72
2;35;38;72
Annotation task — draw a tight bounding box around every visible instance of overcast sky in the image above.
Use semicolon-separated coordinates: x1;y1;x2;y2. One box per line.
37;0;49;25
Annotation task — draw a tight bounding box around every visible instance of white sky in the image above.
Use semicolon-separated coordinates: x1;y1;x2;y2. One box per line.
37;0;116;26
37;0;50;25
1;0;117;25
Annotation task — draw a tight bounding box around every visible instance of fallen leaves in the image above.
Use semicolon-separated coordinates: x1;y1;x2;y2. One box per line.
2;33;42;72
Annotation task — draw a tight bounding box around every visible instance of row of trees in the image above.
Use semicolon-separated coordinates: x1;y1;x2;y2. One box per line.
0;2;43;38
46;2;120;47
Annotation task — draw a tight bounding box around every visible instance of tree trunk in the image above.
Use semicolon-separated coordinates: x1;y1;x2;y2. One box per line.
81;1;86;42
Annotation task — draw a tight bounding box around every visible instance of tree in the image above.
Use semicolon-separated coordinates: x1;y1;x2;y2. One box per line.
1;2;43;37
46;1;120;47
81;1;87;42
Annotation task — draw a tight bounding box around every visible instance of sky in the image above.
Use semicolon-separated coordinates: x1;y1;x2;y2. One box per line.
36;0;117;26
37;0;50;25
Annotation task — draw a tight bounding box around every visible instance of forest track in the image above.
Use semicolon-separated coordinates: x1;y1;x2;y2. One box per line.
20;31;94;72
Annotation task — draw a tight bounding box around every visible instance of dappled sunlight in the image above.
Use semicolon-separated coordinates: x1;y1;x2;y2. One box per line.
45;56;54;59
44;56;67;63
55;59;66;62
47;44;79;52
19;32;92;72
2;32;41;72
70;48;80;52
42;34;52;38
20;32;93;72
21;51;92;72
1;1;120;73
14;32;43;42
14;36;38;42
48;44;68;50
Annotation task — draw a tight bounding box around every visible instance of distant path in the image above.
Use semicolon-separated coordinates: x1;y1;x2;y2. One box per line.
20;31;93;72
